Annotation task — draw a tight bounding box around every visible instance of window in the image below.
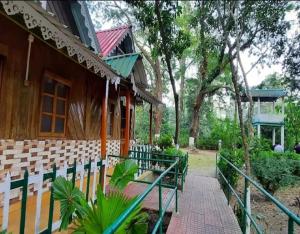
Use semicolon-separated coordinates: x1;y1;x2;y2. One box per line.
107;104;115;137
39;72;71;137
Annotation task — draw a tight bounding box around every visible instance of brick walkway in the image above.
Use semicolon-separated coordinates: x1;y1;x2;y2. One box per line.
123;182;175;212
122;150;241;234
166;171;241;234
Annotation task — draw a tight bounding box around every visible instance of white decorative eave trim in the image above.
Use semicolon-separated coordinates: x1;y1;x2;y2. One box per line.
106;28;130;57
0;1;117;80
110;76;121;90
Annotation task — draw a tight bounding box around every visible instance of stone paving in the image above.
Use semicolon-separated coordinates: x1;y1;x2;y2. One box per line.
166;171;241;234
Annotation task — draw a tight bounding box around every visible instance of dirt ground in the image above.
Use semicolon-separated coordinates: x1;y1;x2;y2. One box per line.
233;174;300;233
181;148;217;177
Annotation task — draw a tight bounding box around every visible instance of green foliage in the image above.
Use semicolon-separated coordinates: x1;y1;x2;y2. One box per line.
155;134;173;150
285;100;300;147
127;1;190;59
249;137;272;157
53;161;147;233
196;117;241;150
134;105;150;144
164;147;186;173
52;177;88;230
110;160;138;190
218;148;244;188
196;137;218;150
179;130;189;148
251;151;300;193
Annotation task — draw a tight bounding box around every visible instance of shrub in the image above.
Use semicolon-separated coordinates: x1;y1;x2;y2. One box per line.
218;148;244;188
251;150;300;193
53;160;148;233
196;137;218;150
250;137;272;157
252;156;296;194
179;132;189;148
164;147;186;173
154;135;173;150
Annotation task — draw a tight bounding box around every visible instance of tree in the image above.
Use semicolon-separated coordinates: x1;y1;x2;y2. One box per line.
285;100;300;146
87;1;165;136
126;0;190;144
284;10;300;95
256;73;285;89
220;2;291;231
182;1;233;146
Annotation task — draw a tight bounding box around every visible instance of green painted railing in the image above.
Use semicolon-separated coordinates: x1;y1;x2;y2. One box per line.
128;149;189;191
216;153;300;234
4;159;103;234
104;157;180;234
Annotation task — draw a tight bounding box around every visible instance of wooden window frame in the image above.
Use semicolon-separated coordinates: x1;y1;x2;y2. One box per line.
39;71;71;138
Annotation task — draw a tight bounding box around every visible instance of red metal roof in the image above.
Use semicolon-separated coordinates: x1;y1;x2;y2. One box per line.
96;25;131;57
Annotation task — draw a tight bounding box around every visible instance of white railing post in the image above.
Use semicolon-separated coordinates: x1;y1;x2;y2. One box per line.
1;173;11;231
34;164;44;234
79;159;85;191
92;157;99;201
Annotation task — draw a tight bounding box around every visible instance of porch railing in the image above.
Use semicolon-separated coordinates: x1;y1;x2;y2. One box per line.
129;147;189;191
216;153;300;234
0;158;104;234
104;155;180;234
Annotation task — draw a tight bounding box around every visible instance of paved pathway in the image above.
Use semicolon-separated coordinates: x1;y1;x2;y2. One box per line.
166;171;241;234
123;182;175;212
124;150;241;234
166;150;241;234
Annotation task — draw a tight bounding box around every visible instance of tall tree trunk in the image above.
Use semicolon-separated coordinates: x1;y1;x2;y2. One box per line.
190;93;204;139
228;51;251;177
179;58;186;133
155;0;179;144
189;0;208;147
153;59;163;135
134;39;163;136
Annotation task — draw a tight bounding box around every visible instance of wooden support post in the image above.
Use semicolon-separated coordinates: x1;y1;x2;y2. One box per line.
100;79;109;188
124;90;131;156
149;104;153;145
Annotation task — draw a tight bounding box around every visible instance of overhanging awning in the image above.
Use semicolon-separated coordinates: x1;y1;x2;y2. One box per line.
242;89;286;102
135;86;163;106
0;1;119;80
104;53;140;78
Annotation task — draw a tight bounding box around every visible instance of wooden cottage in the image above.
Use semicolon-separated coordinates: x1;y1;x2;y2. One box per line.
96;25;160;151
0;1;160;203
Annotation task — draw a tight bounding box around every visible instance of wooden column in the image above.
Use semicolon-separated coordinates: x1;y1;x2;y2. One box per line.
100;79;109;188
149;104;153;145
124;90;131;156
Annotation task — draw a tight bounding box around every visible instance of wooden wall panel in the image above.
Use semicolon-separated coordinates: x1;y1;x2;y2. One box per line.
0;15;105;140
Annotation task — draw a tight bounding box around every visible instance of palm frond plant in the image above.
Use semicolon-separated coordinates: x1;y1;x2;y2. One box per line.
53;160;148;233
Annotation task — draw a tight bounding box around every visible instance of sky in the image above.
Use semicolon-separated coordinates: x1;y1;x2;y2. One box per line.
89;2;298;106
